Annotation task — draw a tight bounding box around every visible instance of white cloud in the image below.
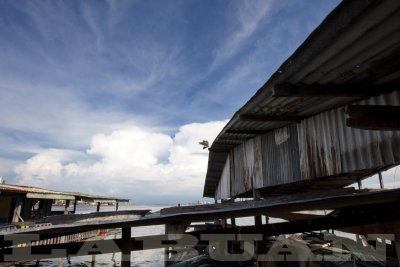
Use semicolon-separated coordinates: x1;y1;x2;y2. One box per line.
14;120;227;203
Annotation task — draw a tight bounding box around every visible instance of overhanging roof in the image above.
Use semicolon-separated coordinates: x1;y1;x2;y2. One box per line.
203;0;400;197
0;183;129;202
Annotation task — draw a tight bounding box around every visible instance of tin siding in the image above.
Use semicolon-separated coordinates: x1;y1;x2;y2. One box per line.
339;91;400;172
215;155;231;200
298;109;342;180
261;125;301;187
299;91;400;179
230;137;263;196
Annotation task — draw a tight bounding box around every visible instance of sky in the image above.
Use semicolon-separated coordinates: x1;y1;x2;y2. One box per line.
0;0;348;204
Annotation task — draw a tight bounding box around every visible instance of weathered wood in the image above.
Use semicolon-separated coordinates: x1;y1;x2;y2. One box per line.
5;189;400;240
12;198;23;223
379;172;384;189
96;202;101;212
2;203;399;262
64;200;70;215
73;200;77;214
272;83;397;97
346;105;400;130
121;227;131;267
225;129;270;135
239;114;303;123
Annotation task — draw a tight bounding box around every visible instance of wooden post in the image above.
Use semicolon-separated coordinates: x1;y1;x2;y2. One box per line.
12;198;23;223
73;199;77;214
96;202;101;212
231;218;236;227
116;202;119;211
64;200;70;215
395;235;400;266
253;189;262;225
378;172;384;189
164;224;169;267
357;179;362;190
253;189;262;266
121;227;131;267
91;254;96;267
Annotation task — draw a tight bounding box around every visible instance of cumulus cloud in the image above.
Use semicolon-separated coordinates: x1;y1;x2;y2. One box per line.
14;120;227;203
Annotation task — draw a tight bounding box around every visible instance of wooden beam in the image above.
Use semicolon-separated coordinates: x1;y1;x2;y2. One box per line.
346;105;400;130
239;114;303;123
272;83;398;97
7;189;400;240
225;129;269;135
2;204;399;262
121;227;131;267
208;148;230;153
218;135;250;140
12;198;23;223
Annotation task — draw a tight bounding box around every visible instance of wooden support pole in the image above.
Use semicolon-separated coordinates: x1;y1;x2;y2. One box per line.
395;235;400;266
73;199;77;214
12;198;23;223
121;227;131;267
164;224;169;267
116;202;119;211
253;189;262;226
64;200;70;215
252;189;262;266
357;179;362;190
378;172;384;189
96;202;101;212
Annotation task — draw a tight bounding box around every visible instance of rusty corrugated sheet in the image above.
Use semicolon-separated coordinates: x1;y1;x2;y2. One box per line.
215;155;231;199
298;91;400;180
297;109;342;180
229;137;264;196
339;91;400;173
203;0;400;197
261;124;301;187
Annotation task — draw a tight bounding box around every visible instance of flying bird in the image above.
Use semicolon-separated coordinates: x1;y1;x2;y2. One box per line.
199;140;209;149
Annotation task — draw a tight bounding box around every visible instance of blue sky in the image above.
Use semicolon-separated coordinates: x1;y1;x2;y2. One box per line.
0;0;344;203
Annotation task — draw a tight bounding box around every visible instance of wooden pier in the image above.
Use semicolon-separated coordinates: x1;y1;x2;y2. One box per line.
1;188;400;265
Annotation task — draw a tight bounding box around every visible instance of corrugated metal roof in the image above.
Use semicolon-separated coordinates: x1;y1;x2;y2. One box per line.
204;0;400;197
0;184;129;202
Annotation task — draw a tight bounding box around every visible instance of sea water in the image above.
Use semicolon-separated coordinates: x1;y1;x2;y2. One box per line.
18;205;353;266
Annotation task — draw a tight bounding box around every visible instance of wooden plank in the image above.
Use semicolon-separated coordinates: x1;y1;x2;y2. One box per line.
2;203;399;262
239;114;303;123
272;83;397;97
121;227;131;267
12;198;23;223
6;188;400;240
208;148;230;153
26;193;75;200
346;105;400;130
225;129;270;135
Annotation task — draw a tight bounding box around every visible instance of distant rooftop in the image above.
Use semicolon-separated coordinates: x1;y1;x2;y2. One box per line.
0;183;129;203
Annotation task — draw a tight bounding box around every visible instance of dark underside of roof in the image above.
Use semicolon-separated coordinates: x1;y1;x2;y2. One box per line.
203;0;400;197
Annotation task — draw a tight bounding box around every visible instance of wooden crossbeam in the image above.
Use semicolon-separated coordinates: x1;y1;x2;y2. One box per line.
2;202;399;262
225;129;269;135
239;114;303;123
346;105;400;130
208;148;231;153
272;83;398;97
